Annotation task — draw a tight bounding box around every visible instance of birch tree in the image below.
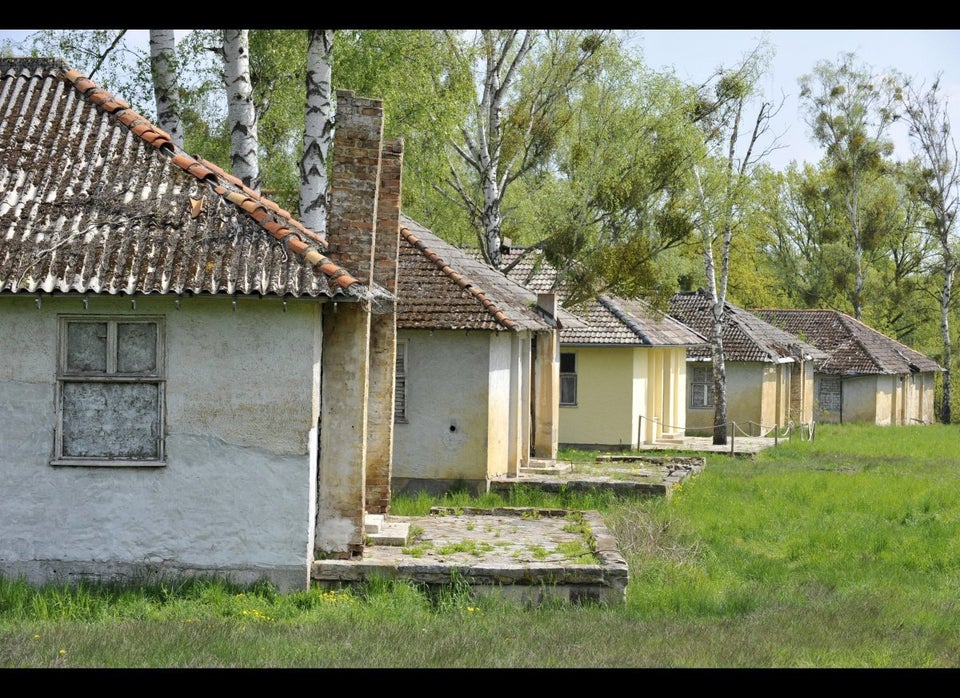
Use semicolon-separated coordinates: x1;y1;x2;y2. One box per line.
522;48;704;307
223;29;260;191
299;30;334;235
19;30;153;114
798;52;900;320
691;43;780;445
901;75;960;423
444;29;609;269
149;29;183;149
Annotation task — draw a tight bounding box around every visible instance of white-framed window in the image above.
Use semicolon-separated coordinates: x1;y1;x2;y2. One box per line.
53;316;165;466
394;340;408;423
689;364;714;409
560;351;577;406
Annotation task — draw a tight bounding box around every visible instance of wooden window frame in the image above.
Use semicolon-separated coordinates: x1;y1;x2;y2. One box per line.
689;363;714;409
560;351;577;407
394;339;408;424
52;315;166;467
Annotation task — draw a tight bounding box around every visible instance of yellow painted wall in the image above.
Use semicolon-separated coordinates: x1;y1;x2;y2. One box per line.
485;331;512;478
558;345;690;448
801;361;815;423
559;346;636;448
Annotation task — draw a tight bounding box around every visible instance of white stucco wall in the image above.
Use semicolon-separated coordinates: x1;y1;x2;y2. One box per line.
392;329;492;492
0;294;321;592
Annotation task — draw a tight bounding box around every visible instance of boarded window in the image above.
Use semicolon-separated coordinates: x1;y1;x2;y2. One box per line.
690;364;714;409
818;376;841;413
55;316;165;466
560;352;577;406
394;341;407;423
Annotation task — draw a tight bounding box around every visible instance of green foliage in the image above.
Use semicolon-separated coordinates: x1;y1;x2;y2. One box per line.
6;424;960;666
334;30;475;236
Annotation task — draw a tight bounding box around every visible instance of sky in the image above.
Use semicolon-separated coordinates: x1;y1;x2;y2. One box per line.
1;29;958;171
629;29;960;170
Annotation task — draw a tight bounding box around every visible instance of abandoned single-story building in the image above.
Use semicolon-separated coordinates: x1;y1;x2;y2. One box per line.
668;290;827;436
752;309;943;425
0;57;400;592
499;247;710;449
393;216;584;495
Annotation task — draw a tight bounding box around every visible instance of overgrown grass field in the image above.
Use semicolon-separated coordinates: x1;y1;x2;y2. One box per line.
3;423;959;668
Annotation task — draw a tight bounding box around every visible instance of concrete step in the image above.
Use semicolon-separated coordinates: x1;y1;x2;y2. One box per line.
656;433;687;444
366;520;410;546
522;458;574;475
364;514;385;533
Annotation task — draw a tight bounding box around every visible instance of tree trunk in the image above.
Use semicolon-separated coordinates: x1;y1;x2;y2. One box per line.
300;29;334;235
940;267;953;424
149;30;183;150
223;29;260;191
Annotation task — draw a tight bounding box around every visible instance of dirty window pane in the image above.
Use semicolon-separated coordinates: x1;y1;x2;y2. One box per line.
61;382;159;458
394;343;406;422
560;374;577;406
560;352;576;373
118;323;157;373
819;377;841;412
66;322;107;372
690;366;714;409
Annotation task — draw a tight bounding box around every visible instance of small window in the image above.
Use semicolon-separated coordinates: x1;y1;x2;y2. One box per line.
818;376;841;413
394;341;407;423
689;364;714;409
54;316;165;466
560;351;577;406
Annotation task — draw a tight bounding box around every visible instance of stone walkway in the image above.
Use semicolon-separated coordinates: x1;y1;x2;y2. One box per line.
312;439;783;604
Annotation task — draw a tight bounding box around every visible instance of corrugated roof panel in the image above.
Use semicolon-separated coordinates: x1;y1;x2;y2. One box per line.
0;57;380;301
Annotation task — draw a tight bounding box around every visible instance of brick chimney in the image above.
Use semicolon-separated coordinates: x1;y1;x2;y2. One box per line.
326;89;384;287
315;89;385;559
365;137;403;514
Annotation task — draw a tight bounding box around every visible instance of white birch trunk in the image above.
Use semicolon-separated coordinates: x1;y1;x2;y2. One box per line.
223;29;260;191
940;263;954;423
300;30;334;235
149;29;183;149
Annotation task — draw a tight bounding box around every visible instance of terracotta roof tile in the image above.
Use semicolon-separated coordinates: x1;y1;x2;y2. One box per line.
669;290;827;363
498;247;707;347
0;57;384;301
752;308;943;375
396;215;582;332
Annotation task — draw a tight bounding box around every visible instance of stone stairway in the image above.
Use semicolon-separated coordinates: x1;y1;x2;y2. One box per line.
364;513;410;546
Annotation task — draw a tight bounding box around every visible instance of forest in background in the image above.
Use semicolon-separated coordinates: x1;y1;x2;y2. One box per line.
3;29;957;424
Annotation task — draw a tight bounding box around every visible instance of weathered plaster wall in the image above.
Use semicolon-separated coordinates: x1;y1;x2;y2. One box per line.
685;361;767;435
392;329;490;493
816;372;936;425
0;294;320;592
840;375;885;424
916;372;936;424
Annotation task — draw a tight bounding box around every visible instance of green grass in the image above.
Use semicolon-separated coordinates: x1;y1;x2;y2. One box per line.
3;422;960;668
